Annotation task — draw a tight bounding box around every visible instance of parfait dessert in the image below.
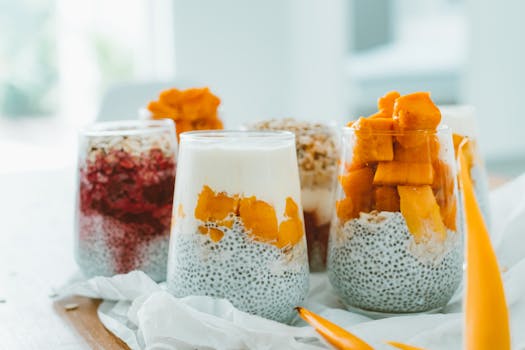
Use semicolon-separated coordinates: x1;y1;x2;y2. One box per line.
249;119;338;271
75;120;177;281
167;131;309;323
146;86;224;141
328;92;463;315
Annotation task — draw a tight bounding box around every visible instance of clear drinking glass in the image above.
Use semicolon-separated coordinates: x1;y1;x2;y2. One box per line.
75;120;177;282
166;130;309;323
439;105;491;228
245;119;339;272
328;125;463;316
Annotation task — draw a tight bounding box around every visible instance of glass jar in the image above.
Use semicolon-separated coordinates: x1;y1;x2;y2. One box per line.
439;105;491;228
246;119;339;272
328;125;463;316
167;130;309;323
75;120;177;282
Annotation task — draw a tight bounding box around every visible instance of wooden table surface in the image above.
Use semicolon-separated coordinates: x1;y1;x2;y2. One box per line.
0;169;128;349
0;167;510;350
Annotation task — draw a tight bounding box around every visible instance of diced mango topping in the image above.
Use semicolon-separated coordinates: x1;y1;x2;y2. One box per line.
147;87;223;142
398;185;447;242
338;167;374;219
194;186;304;248
394;136;440;163
370;91;401;119
374;162;434;186
208;227;225;242
336;91;458;236
374;186;400;212
336;197;355;223
277;197;304;248
195;185;239;222
239;196;279;243
352;117;394;163
393;92;441;130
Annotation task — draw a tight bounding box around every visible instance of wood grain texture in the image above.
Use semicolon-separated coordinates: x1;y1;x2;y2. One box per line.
0;170;127;350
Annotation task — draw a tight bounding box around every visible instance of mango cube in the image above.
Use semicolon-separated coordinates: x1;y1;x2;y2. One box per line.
352;117;394;163
373;186;400;212
398;185;447;242
374;161;434;186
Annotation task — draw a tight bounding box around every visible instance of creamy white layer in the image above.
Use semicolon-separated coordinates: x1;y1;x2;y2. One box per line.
301;187;334;225
173;136;302;234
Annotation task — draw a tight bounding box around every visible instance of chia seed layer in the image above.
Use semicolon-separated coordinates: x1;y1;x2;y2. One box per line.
167;218;309;323
76;130;176;281
328;212;463;314
76;214;169;281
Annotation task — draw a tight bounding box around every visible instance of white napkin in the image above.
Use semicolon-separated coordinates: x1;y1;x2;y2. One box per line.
64;173;525;350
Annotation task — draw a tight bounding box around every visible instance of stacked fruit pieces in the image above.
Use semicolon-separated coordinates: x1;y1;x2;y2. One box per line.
336;91;457;243
147;87;224;141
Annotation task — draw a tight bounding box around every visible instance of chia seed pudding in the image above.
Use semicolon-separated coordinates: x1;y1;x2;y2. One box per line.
75;120;177;282
167;131;309;323
328;212;462;314
168;217;309;323
329;92;463;315
249;119;338;271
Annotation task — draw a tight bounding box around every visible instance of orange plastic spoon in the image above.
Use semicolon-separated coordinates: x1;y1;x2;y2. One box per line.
458;139;511;350
386;341;425;350
296;307;373;350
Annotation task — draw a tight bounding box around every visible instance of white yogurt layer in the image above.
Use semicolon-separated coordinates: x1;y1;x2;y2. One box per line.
301;187;334;225
173;135;302;234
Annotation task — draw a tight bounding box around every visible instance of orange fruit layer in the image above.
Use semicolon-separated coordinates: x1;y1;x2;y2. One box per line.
193;186;304;248
147;87;223;141
239;197;279;243
373;186;400;212
398;185;447;242
393;92;441;130
337;91;457;238
374;161;434;186
393;136;440;163
352;117;394;163
338;167;374;219
370;91;400;119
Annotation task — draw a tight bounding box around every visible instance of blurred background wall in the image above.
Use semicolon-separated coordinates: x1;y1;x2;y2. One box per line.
1;0;524;175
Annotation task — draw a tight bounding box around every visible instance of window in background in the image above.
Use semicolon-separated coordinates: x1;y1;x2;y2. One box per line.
0;0;58;118
348;0;466;117
0;0;175;173
0;0;175;124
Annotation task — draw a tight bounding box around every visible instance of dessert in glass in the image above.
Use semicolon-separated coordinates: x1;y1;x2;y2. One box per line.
146;87;224;141
328;92;463;316
440;105;491;227
248;119;338;272
75;120;177;281
166;131;309;323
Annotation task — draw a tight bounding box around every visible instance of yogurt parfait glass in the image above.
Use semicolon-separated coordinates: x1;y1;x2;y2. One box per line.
247;119;339;272
75;120;177;282
328;119;463;316
166;130;309;323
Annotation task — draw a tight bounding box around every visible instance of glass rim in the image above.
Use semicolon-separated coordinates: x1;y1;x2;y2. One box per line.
343;124;452;136
242;118;339;137
80;119;175;137
180;130;295;142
